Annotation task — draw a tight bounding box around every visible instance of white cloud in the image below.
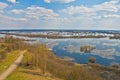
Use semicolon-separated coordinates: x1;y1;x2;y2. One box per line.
0;14;27;29
8;0;16;3
0;2;8;13
11;9;24;14
62;6;93;15
93;0;119;12
95;18;120;30
26;6;59;19
44;0;75;3
0;14;27;22
103;14;120;18
11;6;59;19
58;0;120;30
0;0;120;30
44;0;51;3
62;0;120;15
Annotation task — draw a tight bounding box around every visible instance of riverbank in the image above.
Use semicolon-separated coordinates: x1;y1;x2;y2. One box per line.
0;36;120;80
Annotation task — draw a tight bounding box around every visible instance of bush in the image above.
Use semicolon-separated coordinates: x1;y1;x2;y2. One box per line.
111;64;119;69
89;56;96;63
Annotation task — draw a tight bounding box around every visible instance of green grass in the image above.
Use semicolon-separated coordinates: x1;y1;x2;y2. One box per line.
6;51;62;80
6;68;28;80
6;67;62;80
0;43;7;53
0;50;21;74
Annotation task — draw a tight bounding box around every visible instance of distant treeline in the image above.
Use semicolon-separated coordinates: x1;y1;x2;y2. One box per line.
0;32;108;39
109;35;120;39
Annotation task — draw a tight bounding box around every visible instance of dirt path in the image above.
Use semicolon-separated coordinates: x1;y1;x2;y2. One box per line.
0;50;26;80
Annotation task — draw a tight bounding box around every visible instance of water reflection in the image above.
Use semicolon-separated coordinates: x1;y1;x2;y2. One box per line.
2;34;120;66
37;38;120;66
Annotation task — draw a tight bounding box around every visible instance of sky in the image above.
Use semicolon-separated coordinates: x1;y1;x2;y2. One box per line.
0;0;120;30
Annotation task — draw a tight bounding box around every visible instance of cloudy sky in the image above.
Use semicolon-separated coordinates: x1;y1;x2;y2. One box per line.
0;0;120;30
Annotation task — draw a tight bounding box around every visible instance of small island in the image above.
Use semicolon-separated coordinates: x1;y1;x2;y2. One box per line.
80;45;96;53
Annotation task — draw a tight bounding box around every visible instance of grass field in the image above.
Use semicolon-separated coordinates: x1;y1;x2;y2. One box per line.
0;50;21;74
6;67;63;80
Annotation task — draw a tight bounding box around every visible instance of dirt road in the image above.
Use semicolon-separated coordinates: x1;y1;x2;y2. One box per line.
0;50;26;80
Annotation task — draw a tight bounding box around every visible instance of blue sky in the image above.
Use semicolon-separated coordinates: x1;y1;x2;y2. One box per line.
0;0;120;30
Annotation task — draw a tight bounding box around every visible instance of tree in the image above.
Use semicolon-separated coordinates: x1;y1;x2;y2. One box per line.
31;43;48;75
39;44;48;75
24;52;32;66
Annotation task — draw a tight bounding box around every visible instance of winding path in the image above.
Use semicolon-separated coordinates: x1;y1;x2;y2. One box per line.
0;50;26;80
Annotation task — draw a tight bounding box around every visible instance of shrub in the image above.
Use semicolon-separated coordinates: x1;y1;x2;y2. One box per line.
111;64;119;69
89;56;96;63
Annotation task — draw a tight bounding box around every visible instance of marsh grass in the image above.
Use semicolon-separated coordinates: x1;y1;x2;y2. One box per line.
0;50;21;74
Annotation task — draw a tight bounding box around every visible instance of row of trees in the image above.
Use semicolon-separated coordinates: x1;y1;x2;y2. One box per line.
2;35;119;80
0;35;33;61
0;35;24;61
2;32;106;39
23;43;103;80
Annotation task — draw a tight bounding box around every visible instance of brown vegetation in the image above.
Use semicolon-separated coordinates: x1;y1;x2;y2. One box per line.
22;43;103;80
109;34;120;39
80;45;95;53
0;32;106;39
1;35;120;80
110;64;119;69
89;56;96;63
